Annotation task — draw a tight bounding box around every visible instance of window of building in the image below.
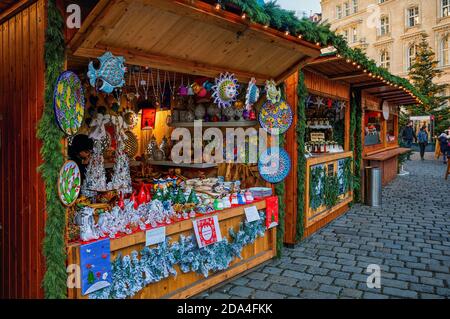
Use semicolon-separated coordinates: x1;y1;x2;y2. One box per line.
344;2;351;16
336;5;342;19
380;50;391;69
379;16;390;36
352;0;358;13
442;0;450;17
379;0;387;3
407;6;420;27
343;29;349;41
440;36;449;67
407;44;418;70
352;27;358;43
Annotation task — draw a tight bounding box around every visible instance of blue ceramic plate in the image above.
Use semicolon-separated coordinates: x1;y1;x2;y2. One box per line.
258;99;293;135
258;147;291;184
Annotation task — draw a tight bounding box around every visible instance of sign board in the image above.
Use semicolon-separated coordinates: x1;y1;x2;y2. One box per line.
80;238;112;295
193;215;222;248
310;132;325;142
145;226;166;246
244;206;260;223
265;196;279;229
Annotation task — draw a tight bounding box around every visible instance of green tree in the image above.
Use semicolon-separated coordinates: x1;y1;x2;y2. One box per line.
407;34;450;134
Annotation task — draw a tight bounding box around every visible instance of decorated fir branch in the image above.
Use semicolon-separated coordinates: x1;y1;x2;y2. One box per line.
36;0;67;299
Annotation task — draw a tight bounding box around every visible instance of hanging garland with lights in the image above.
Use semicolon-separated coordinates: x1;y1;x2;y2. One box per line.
350;91;362;203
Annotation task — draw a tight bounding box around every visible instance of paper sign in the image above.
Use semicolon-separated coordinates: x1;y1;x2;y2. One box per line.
244;206;261;223
146;226;166;246
265;196;279;229
193;215;222;248
310;132;325;142
80;238;112;295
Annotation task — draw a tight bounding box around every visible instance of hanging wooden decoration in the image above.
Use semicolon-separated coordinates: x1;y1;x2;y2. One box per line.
87;52;126;94
58;160;82;206
53;71;85;136
212;72;240;108
258;99;293;135
258;147;291;184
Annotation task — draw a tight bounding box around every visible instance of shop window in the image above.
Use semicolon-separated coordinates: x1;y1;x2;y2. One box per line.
364;111;383;146
386;115;397;143
442;0;449;17
440;36;449;67
407;6;420;27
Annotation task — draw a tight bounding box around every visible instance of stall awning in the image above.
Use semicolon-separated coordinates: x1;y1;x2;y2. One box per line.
69;0;321;84
304;55;420;105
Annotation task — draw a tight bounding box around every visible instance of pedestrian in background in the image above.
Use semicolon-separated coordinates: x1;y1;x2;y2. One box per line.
438;129;450;164
417;126;428;160
402;120;417;148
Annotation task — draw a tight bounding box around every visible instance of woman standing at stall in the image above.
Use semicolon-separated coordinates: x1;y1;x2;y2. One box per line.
438;129;450;164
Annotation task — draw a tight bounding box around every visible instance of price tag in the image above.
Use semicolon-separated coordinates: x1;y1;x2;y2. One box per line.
244;206;260;223
145;226;166;246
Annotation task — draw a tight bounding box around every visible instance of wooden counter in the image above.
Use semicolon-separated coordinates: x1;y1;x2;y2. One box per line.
67;200;276;299
363;147;410;186
304;152;353;238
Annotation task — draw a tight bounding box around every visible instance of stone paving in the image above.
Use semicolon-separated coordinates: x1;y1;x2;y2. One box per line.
200;153;450;299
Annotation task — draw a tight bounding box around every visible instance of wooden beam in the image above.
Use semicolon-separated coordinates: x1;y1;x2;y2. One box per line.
0;0;35;24
275;56;316;85
74;45;272;84
355;82;384;89
328;71;366;81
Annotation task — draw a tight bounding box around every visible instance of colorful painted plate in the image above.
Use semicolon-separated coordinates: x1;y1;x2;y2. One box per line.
258;99;293;135
53;71;85;136
58;160;82;206
258;147;291;184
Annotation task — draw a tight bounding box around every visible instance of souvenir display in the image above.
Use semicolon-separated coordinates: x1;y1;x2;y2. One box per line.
211;73;240;108
87;52;126;94
53;71;85;135
258;147;291;184
264;79;281;104
58;160;81;206
258;99;293;135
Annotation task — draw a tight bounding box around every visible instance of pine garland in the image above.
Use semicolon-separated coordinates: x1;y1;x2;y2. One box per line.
36;0;67;298
295;70;307;242
216;0;427;105
350;91;363;203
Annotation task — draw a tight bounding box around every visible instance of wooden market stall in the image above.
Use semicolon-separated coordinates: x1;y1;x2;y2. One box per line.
60;0;321;299
283;54;419;245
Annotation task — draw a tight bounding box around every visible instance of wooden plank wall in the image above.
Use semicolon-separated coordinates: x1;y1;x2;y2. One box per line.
303;69;350;100
0;0;46;298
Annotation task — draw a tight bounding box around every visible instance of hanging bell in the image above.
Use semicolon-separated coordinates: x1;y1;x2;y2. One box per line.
187;85;195;96
179;85;188;96
198;87;207;97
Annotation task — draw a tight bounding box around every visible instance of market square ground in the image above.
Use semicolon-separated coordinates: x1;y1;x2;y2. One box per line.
200;153;450;299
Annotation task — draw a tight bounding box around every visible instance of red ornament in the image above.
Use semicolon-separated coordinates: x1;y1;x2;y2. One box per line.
138;183;146;205
145;184;152;203
327;99;332;108
130;192;138;209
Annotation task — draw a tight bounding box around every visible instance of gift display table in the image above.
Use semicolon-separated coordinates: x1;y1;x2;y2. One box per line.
67;200;276;299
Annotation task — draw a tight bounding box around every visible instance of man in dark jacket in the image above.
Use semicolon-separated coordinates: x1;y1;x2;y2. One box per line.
402;121;417;148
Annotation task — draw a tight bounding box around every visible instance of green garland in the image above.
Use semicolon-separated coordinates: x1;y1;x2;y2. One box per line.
295;70;307;242
323;170;339;208
219;0;427;105
36;0;67;298
351;91;363;203
274;83;287;257
309;165;324;211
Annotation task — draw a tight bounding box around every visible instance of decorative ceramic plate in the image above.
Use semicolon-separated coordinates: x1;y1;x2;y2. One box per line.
258;147;291;184
58;160;81;206
53;71;85;136
258;99;293;135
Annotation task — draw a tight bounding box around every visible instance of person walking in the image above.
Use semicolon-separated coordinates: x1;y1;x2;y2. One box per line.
402;120;417;148
438;129;450;164
417;126;428;160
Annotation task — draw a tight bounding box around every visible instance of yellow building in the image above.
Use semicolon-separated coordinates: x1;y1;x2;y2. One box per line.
321;0;450;105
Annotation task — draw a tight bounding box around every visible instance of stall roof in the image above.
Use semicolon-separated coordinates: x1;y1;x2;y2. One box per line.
68;0;321;85
304;55;421;106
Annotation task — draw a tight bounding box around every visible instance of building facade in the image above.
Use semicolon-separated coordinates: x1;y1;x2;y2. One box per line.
321;0;450;104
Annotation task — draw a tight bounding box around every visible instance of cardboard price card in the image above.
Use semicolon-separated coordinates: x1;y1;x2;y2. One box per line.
265;196;279;229
193;215;222;248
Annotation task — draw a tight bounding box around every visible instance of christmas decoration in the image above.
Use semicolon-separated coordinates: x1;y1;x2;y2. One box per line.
58;160;81;206
211;72;240;108
80;239;112;295
87;52;126;94
265;80;281;104
83;140;107;192
245;77;260;111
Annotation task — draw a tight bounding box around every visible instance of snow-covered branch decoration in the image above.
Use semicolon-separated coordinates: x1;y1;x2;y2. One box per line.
89;212;266;299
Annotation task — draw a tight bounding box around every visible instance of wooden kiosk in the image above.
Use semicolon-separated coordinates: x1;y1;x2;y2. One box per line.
62;0;320;299
283;54;420;245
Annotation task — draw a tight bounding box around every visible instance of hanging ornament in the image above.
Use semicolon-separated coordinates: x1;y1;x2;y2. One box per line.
58;160;82;206
212;72;240;108
87;52;126;94
327;98;333;109
53;71;85;136
258;147;291;184
265;80;281;104
245;77;260;111
315;96;325;109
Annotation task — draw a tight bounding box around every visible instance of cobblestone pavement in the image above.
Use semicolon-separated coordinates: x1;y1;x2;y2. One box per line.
200;153;450;299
